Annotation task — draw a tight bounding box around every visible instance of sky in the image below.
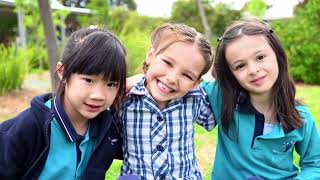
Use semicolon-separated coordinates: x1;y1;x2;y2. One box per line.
135;0;303;19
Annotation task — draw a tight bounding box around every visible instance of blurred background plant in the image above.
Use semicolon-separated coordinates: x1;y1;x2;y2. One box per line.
0;44;28;94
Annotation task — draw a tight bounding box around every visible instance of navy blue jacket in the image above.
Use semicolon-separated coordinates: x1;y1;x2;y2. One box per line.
0;93;122;180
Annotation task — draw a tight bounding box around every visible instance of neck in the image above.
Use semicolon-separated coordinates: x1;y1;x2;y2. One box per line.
250;93;270;111
62;96;89;136
250;93;276;124
72;120;89;136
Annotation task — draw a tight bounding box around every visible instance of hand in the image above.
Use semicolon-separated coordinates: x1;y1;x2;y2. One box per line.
126;74;144;94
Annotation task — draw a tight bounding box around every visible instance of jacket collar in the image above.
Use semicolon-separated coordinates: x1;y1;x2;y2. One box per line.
51;95;113;142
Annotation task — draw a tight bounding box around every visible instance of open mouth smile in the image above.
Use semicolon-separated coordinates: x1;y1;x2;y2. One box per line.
157;80;175;93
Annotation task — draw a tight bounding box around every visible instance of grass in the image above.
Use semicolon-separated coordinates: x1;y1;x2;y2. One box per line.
105;85;320;180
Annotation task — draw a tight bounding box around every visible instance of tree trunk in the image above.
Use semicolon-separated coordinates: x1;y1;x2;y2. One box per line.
37;0;60;90
196;0;211;40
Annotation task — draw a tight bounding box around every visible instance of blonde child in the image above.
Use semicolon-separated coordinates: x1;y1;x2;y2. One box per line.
120;23;215;180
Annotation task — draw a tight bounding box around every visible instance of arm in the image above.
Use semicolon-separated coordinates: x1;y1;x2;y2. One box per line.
200;80;223;125
126;74;144;94
0;118;31;179
195;88;216;131
294;107;320;179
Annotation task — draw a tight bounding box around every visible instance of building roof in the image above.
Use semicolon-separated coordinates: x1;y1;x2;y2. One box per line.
0;0;91;15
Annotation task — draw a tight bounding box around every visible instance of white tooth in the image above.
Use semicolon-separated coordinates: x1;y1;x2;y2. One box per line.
158;81;172;92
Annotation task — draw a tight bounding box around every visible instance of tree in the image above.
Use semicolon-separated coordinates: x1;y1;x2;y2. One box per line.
60;0;136;10
272;0;320;84
171;0;241;39
196;0;211;39
37;0;60;89
245;0;267;17
77;0;110;26
110;0;136;10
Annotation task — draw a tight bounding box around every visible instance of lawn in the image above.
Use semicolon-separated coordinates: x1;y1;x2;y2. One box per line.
105;85;320;180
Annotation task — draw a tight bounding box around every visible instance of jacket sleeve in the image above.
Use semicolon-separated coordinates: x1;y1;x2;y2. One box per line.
0;110;41;180
0;118;27;179
294;106;320;179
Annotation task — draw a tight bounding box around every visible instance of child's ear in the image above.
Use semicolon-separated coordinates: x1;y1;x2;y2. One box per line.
56;62;64;80
145;47;156;65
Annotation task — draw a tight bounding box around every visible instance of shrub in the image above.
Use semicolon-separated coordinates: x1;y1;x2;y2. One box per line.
119;30;150;76
0;44;29;94
272;0;320;84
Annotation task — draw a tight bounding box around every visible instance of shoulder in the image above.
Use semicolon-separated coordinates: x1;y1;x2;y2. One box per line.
200;80;220;94
1;94;53;136
0;108;38;134
294;105;318;134
296;105;315;123
186;86;209;102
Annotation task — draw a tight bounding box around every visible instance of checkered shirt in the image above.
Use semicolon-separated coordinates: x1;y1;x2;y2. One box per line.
120;78;215;180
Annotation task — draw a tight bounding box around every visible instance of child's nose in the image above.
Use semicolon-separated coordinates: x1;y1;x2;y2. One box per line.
90;86;106;100
166;71;178;84
248;62;260;75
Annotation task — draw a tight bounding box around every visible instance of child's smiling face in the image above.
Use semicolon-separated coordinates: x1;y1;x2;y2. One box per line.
225;35;279;98
145;41;205;109
57;64;119;122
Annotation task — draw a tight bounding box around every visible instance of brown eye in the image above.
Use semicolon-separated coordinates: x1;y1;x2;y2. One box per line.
257;55;265;61
235;64;245;70
107;82;118;87
84;78;94;83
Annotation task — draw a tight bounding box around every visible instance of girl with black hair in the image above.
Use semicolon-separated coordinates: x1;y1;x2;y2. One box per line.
0;27;127;180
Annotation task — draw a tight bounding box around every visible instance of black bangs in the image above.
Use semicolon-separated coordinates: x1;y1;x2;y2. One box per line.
68;31;127;82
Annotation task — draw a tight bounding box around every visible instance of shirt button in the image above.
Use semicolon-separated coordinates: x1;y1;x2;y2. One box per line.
157;116;163;121
156;145;164;152
159;174;166;180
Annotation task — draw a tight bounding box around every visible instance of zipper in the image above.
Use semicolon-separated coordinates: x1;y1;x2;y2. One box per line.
23;114;54;178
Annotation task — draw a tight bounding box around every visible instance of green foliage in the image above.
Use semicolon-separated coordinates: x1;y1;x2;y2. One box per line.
272;0;320;84
171;0;241;39
171;0;203;33
77;0;110;26
13;0;66;70
118;30;150;76
105;160;122;179
105;9;166;76
118;11;166;35
246;0;267;17
76;1;166;76
0;44;28;94
25;45;48;69
110;0;137;10
107;7;131;34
